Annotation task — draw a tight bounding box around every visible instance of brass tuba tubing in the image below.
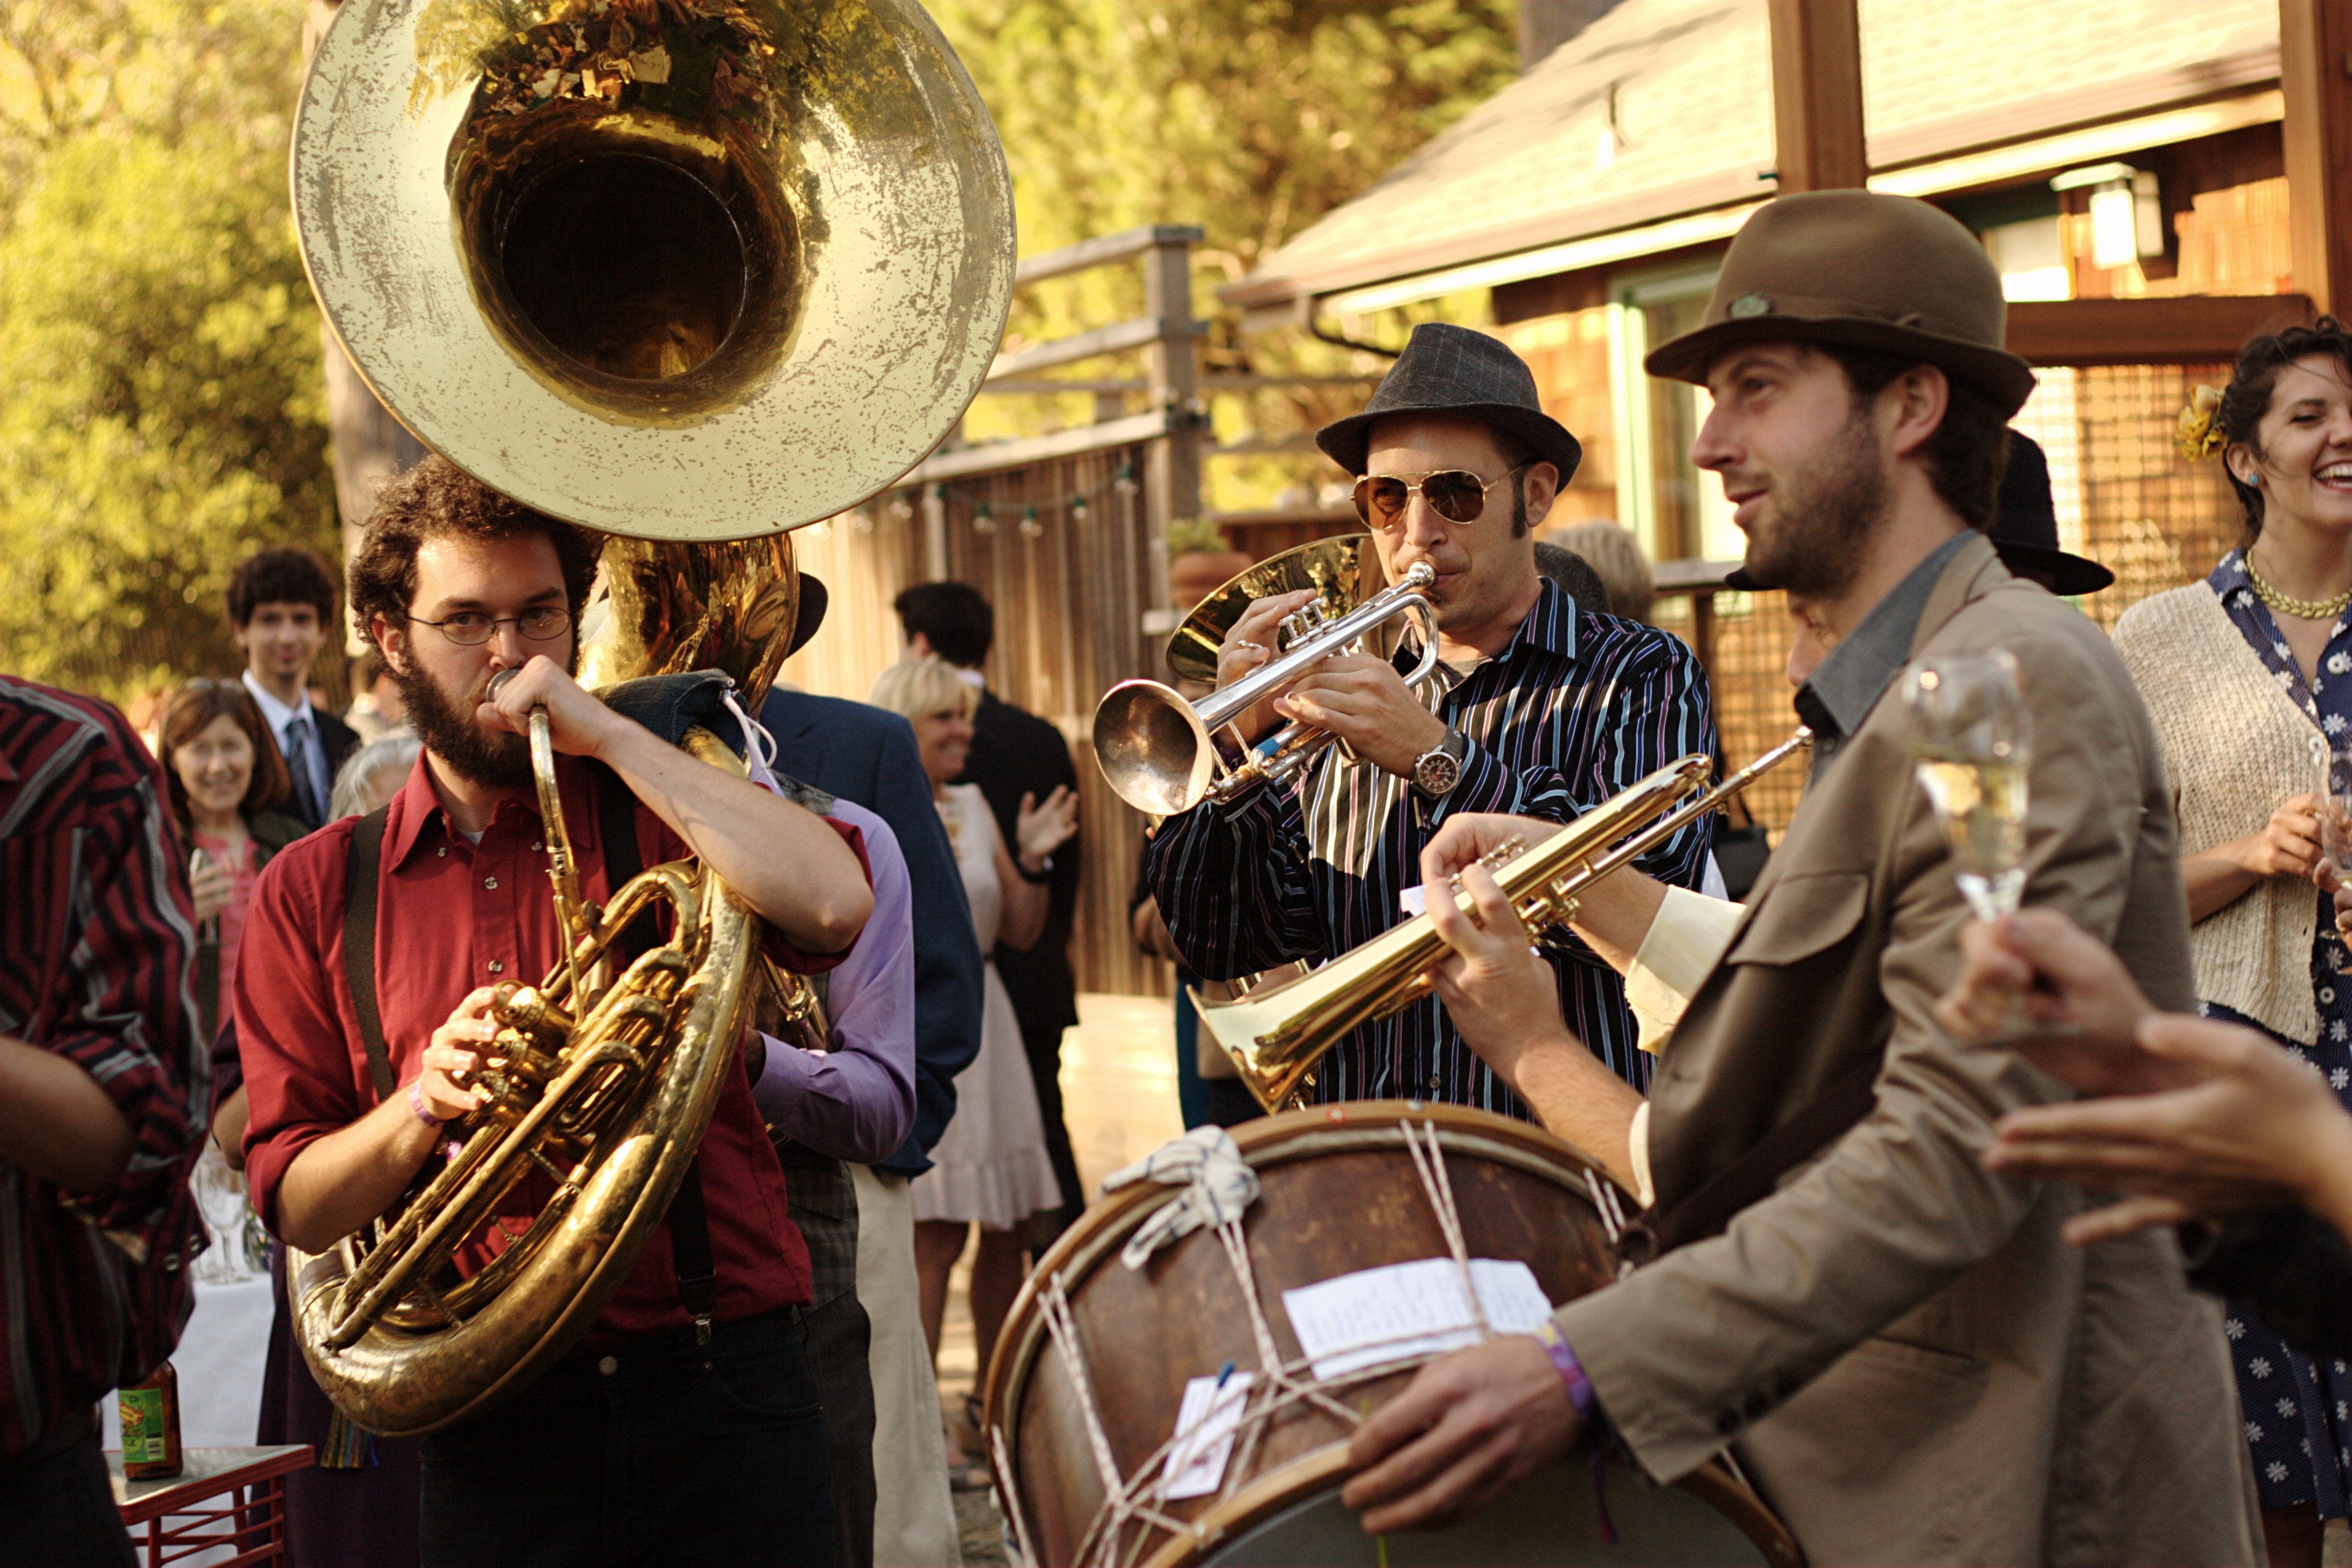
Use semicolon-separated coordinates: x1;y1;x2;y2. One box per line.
1093;559;1439;817
1195;730;1814;1110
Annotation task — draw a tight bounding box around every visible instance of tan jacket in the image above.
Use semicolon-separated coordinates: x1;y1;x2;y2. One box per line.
1553;536;2259;1566
2114;580;2325;1042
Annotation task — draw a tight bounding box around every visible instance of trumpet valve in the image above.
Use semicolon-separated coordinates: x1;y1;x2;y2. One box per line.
1480;835;1527;871
1277;601;1328;646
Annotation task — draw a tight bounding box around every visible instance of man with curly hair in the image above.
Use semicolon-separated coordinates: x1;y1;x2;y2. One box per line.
232;454;874;1567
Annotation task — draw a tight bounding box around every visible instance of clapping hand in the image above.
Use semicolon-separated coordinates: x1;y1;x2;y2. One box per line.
1015;785;1079;873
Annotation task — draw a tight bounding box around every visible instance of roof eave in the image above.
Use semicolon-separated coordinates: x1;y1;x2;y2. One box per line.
1223;41;2283;317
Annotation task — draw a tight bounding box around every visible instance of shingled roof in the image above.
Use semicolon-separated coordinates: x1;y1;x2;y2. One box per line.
1224;0;2281;317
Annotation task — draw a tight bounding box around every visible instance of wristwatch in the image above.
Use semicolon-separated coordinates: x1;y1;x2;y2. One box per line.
1411;729;1469;800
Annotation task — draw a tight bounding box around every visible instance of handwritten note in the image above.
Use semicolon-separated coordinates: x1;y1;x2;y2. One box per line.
1281;1258;1554;1381
1159;1371;1253;1500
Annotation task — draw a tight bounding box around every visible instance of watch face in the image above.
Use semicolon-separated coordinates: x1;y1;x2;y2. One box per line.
1415;748;1461;796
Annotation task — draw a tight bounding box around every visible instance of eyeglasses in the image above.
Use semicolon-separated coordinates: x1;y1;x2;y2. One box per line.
1352;463;1530;528
405;606;572;646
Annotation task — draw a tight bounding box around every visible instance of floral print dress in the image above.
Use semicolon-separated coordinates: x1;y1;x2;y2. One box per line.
2204;548;2352;1516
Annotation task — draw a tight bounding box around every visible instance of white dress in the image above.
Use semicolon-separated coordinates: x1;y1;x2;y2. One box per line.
910;785;1066;1228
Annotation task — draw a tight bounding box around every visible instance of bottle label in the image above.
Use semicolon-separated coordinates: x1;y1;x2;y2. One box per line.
120;1386;166;1463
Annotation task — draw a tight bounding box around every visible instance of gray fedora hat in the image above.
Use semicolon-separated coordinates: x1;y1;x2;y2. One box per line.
1316;323;1582;481
1646;191;2037;417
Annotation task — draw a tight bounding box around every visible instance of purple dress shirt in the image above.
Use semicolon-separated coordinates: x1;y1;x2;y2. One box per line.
753;795;917;1162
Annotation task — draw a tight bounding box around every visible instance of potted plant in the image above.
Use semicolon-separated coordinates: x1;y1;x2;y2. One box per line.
1165;516;1251;610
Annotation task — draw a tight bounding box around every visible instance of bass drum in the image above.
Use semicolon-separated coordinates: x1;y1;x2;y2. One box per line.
984;1101;1802;1568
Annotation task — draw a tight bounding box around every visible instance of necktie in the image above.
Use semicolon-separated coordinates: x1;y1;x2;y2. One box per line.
286;713;323;825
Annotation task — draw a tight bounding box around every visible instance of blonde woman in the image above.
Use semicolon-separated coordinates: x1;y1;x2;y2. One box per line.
867;657;1076;1483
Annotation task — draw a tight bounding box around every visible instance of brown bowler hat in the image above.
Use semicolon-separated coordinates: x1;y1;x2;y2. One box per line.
1646;191;2037;417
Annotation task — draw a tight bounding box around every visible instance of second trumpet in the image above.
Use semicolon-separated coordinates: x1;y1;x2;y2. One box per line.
1093;536;1439;815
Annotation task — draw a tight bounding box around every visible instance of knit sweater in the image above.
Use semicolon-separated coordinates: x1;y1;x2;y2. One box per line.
2113;582;2325;1043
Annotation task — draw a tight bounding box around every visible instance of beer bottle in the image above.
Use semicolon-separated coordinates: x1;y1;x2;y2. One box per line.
119;1361;184;1481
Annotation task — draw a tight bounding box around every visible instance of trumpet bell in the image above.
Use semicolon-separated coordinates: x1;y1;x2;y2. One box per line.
1165;534;1392;683
1093;678;1217;818
292;0;1014;541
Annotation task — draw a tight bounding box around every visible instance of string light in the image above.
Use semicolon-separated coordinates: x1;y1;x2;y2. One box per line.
1070;494;1091;524
972;502;997;536
1018;506;1042;538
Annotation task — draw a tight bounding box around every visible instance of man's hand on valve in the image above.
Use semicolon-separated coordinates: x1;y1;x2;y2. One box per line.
419;987;502;1122
1213;589;1320;745
1273;654;1448;779
1424;851;1568;1091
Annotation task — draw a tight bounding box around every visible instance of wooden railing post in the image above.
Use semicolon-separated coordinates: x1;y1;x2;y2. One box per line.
1143;234;1203;621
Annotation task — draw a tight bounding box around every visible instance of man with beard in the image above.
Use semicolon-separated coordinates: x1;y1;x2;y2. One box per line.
232;455;875;1568
1148;322;1716;1111
1338;192;2258;1564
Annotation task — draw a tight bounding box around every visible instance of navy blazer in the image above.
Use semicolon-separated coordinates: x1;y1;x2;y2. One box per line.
761;689;984;1175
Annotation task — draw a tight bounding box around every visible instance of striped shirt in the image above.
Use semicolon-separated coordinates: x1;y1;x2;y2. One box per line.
1;675;208;1458
1149;581;1716;1113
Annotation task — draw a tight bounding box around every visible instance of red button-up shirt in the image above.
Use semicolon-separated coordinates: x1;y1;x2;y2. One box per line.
236;753;864;1344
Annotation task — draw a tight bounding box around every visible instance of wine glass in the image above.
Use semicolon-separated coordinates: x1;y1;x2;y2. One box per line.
1904;649;2033;922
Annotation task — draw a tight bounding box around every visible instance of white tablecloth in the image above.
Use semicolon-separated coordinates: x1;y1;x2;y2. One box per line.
105;1147;275;1448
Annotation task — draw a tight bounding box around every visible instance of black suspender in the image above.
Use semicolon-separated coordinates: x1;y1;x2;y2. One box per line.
342;805;396;1104
341;773;719;1342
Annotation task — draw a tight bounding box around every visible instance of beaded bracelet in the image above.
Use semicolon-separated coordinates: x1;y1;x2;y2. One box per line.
408;1076;447;1131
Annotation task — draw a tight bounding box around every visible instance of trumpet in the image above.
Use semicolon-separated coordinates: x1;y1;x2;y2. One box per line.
1094;536;1440;816
1199;729;1814;1109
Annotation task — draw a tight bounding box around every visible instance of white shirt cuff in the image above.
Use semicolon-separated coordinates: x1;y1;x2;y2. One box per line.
1625;886;1745;1053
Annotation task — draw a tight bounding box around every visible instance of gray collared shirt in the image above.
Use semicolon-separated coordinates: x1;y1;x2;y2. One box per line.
1794;530;1976;778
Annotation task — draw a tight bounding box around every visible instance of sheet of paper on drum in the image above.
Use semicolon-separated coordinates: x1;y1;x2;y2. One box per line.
1159;1371;1255;1501
1282;1257;1553;1381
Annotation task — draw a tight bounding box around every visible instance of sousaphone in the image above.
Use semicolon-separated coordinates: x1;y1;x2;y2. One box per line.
286;0;1014;1435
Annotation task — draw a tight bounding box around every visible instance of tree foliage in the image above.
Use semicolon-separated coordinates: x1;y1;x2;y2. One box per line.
929;1;1518;504
0;0;332;703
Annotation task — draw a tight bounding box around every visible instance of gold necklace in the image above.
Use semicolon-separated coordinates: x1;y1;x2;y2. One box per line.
2246;559;2352;622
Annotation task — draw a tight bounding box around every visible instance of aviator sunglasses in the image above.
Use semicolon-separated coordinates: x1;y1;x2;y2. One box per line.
1352;462;1530;528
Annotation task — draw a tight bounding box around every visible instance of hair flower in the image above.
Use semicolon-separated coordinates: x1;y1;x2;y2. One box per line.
2175;384;2226;462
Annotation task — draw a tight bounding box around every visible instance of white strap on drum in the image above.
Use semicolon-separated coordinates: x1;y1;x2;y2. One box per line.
1003;1119;1506;1568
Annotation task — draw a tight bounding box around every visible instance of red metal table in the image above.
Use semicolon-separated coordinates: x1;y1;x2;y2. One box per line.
108;1444;314;1568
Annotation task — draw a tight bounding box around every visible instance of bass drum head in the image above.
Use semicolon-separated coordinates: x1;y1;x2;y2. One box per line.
1195;1455;1774;1568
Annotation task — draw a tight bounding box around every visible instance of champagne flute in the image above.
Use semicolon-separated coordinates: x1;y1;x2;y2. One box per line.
1904;650;2032;922
2323;750;2352;973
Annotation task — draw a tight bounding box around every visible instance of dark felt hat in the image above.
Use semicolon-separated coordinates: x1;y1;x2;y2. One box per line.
1316;323;1583;482
1987;433;2111;595
1722;430;2112;594
1645;190;2037;417
785;573;828;656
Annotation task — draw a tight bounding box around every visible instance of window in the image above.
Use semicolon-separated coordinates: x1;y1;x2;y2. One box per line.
1609;264;1738;562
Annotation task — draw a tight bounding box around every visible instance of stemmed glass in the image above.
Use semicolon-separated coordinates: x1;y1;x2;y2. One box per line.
1904;650;2033;922
2322;749;2352;972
